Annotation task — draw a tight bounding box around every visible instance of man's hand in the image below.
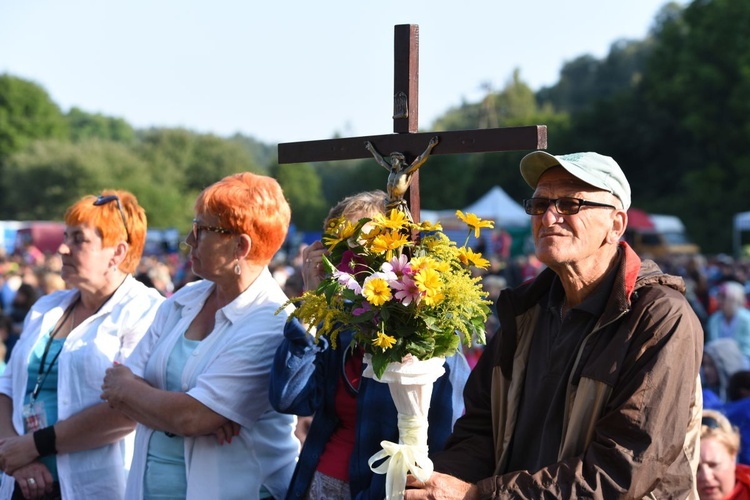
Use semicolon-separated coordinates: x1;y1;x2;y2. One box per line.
404;471;478;499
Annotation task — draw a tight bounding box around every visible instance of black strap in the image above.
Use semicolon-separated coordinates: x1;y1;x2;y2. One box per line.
31;302;76;402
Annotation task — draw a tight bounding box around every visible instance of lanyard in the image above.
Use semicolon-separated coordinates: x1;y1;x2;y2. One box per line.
30;301;77;403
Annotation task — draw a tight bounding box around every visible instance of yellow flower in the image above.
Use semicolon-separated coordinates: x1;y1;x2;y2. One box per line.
373;209;410;231
422;290;445;307
456;210;495;239
458;247;490;269
372;331;397;351
370;231;410;260
357;223;380;246
415;268;442;296
435;260;451;273
363;277;392;306
322;218;358;249
410;256;439;273
418;220;443;232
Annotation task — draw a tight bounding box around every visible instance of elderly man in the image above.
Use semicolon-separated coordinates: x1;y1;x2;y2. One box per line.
405;151;703;498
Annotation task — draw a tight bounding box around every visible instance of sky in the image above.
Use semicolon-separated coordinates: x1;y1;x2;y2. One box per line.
0;0;686;145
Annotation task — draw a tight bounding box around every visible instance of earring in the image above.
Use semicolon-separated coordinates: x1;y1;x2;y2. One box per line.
234;259;241;276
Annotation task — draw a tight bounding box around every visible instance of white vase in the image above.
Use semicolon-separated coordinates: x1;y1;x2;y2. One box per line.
363;354;446;500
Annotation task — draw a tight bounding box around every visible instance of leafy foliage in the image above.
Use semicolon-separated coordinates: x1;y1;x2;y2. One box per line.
272;162;329;231
66;107;135;144
3;0;750;253
0;74;68;160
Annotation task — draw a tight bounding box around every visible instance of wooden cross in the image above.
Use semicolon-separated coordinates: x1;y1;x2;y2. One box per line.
278;24;547;222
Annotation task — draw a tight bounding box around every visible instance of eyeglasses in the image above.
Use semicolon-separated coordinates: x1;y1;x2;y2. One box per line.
93;194;130;242
192;219;234;241
523;197;617;216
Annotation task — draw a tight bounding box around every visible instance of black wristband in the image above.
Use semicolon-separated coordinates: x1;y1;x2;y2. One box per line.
33;426;57;457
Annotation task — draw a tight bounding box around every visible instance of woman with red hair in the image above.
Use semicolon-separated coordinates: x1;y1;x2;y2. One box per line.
0;190;164;499
102;173;300;500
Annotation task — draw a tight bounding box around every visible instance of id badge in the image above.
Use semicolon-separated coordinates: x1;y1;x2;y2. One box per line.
22;400;47;433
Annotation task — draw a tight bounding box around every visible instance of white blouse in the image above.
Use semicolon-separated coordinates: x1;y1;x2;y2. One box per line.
0;275;164;500
125;269;300;500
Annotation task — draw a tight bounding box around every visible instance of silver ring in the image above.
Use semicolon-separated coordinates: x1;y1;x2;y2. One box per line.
27;478;36;486
305;258;311;263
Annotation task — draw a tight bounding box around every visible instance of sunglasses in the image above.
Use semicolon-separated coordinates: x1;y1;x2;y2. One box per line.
93;194;130;242
192;219;234;241
523;197;617;216
702;416;721;430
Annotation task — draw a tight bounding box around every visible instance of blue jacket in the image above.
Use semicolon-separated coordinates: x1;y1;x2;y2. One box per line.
269;318;470;499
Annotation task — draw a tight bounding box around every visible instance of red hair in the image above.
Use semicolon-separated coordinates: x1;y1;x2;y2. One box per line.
195;173;290;265
64;189;147;274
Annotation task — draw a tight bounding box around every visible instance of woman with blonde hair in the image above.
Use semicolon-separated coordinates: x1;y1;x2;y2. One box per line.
102;173;299;500
271;190;469;499
698;409;750;499
0;190;164;499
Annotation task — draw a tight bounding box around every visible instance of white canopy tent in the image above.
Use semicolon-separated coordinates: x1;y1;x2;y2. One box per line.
463;186;529;228
734;211;750;256
421;186;529;228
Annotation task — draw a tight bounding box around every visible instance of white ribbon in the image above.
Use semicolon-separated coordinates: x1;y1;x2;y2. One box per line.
363;354;445;500
368;439;433;500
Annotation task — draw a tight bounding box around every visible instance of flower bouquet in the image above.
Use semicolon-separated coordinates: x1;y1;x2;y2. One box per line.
285;209;493;499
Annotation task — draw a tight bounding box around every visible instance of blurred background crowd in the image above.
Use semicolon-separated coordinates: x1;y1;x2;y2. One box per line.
1;230;746;388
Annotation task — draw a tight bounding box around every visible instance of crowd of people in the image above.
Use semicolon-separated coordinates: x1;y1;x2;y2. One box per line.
0;150;745;498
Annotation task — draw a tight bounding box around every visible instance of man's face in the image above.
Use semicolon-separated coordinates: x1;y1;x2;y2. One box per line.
530;167;622;270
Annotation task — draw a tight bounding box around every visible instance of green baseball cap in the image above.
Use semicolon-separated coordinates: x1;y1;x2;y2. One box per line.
520;151;631;210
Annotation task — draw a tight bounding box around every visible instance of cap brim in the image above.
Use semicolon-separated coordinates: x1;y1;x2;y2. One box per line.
520;151;561;188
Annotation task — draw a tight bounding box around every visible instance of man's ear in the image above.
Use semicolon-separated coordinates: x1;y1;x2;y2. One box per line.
607;210;628;244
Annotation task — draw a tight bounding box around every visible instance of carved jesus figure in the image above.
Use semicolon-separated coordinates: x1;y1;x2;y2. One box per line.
364;136;439;219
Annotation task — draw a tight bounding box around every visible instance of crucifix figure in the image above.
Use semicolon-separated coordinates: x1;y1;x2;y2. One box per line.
365;136;439;220
278;24;547;222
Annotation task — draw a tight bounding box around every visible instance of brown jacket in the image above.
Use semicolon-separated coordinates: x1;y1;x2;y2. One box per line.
433;243;703;499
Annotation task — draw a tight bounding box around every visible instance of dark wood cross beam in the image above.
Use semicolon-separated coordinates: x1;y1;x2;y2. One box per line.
278;24;547;221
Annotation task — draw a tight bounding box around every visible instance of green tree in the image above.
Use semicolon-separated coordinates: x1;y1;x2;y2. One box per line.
631;0;750;252
0;139;192;228
229;133;276;169
424;71;570;211
187;134;262;191
67;107;136;144
135;128;263;193
537;37;651;115
272;162;329;231
0;74;68;160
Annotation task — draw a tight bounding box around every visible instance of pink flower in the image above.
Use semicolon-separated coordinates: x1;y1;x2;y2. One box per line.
381;254;412;278
391;274;422;306
333;270;362;294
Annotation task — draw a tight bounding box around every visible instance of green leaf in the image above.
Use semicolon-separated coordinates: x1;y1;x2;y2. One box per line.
371;352;389;380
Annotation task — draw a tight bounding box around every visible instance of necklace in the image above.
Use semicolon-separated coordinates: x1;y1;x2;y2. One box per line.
52;299;78;340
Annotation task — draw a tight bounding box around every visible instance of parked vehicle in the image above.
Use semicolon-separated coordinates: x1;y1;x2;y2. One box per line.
624;209;699;257
14;221;65;255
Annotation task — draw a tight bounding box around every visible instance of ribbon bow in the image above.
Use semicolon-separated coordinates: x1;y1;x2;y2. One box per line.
368;440;433;500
